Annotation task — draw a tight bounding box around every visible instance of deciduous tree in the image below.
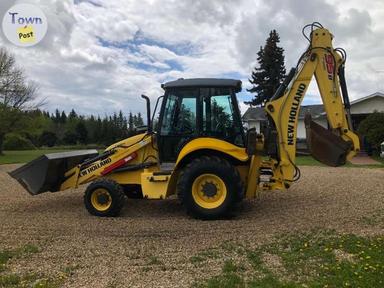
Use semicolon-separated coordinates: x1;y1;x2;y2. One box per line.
0;48;39;154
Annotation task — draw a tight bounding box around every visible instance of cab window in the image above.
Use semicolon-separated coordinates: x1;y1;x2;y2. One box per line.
160;89;198;136
202;88;244;146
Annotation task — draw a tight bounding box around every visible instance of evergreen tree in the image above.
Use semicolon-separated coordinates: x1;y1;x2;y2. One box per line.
94;116;102;143
53;109;61;123
68;109;77;120
128;112;134;132
102;117;114;145
75;121;88;144
122;116;128;137
117;111;123;129
247;30;286;106
137;112;144;126
60;111;67;123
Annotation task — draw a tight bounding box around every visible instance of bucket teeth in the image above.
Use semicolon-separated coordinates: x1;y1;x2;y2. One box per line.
305;114;352;167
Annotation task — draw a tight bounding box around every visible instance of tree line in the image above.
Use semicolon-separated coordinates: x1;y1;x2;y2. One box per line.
3;108;145;151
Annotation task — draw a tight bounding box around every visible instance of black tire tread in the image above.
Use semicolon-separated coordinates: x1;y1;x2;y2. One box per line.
84;178;125;217
177;156;243;219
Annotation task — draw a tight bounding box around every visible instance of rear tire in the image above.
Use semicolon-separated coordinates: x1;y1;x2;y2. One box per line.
84;178;125;217
177;156;243;219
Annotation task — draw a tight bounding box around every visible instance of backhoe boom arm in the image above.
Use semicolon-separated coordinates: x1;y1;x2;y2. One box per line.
264;25;360;190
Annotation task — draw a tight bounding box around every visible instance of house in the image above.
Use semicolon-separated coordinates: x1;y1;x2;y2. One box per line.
242;92;384;140
349;92;384;129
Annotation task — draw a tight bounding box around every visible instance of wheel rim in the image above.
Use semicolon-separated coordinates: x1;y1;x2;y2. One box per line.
90;188;112;211
191;174;227;209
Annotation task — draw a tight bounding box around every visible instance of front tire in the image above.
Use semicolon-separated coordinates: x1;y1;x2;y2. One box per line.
177;156;243;219
84;179;125;217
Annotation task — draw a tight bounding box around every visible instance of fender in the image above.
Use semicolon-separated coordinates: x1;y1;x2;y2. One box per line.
175;137;249;166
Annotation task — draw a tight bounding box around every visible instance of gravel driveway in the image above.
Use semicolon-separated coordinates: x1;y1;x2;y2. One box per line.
0;164;383;287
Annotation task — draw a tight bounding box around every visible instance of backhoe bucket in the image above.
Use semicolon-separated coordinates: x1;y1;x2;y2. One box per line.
304;115;352;167
9;150;98;195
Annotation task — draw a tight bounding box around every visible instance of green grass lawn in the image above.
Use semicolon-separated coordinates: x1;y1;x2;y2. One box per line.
295;155;324;166
193;230;384;288
0;149;76;164
296;155;383;168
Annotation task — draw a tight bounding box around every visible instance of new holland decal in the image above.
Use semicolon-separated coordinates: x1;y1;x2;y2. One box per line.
287;83;306;145
80;158;112;177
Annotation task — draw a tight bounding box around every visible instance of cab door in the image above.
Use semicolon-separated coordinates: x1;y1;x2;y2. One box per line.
157;88;199;163
201;88;244;147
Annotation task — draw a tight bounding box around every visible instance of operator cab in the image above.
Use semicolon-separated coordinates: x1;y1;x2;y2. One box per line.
157;78;245;163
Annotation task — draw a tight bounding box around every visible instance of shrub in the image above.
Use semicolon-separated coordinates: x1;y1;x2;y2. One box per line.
358;111;384;153
3;133;35;150
63;131;78;145
39;131;57;147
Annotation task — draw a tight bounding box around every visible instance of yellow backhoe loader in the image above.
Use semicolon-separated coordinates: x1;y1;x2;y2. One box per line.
10;23;360;219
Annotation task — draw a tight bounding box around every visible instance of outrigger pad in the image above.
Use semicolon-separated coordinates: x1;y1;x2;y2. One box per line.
8;150;98;195
305;115;352;167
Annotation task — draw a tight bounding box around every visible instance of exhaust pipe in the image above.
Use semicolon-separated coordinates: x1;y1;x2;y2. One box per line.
141;94;152;133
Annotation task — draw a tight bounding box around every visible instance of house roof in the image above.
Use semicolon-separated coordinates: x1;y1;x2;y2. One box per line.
242;106;267;121
350;92;384;105
243;92;384;122
161;78;242;92
242;104;325;121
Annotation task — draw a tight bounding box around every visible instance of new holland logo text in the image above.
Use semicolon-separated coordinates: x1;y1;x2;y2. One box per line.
287;83;306;145
80;158;112;177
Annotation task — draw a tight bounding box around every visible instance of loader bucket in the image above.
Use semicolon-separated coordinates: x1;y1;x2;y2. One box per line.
304;115;352;167
8;150;98;195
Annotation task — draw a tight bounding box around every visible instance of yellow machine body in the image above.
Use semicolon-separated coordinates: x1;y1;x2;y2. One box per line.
60;134;254;199
10;23;360;219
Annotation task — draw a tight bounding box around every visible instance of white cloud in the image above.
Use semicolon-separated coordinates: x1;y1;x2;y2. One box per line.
0;0;383;117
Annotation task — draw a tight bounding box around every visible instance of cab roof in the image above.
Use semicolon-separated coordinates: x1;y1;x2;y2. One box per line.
161;78;242;92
